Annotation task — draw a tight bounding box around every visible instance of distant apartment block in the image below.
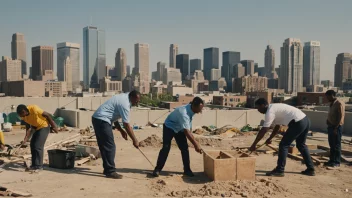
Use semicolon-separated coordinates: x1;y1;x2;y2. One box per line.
45;81;68;97
0;56;22;82
163;67;182;84
0;80;45;97
240;60;255;76
233;63;245;79
213;95;246;107
233;75;268;94
210;68;221;81
99;77;122;93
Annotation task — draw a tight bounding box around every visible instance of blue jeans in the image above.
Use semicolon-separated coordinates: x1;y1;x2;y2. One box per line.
277;116;314;172
327;125;342;165
92;117;116;175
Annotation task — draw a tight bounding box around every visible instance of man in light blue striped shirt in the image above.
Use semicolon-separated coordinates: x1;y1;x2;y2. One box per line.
153;97;204;177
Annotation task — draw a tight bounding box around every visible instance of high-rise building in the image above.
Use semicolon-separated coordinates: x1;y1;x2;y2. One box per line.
32;46;54;80
190;59;201;75
210;68;221;81
176;54;189;80
303;41;321;87
57;42;80;92
0;56;22;82
280;38;303;93
163;68;182;84
115;48;127;81
45;81;68;97
264;45;275;78
203;47;219;81
152;71;158;81
134;43;150;93
233;63;245;79
240;60;255;76
222;51;240;91
334;53;351;88
157;62;166;82
83;26;106;89
126;65;131;76
11;33;27;76
169;44;178;68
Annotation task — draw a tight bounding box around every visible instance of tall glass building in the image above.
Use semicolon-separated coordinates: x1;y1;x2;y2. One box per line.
57;42;80;92
83;26;106;89
203;47;219;81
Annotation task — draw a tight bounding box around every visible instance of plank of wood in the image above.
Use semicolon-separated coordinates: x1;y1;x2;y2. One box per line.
76;157;90;166
10;190;32;197
79;139;97;142
44;133;81;150
265;150;276;154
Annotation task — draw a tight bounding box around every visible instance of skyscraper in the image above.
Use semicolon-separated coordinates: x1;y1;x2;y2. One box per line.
264;45;275;78
115;48;127;81
11;33;27;77
176;54;189;80
32;46;54;80
126;65;131;76
134;43;150;93
203;47;219;81
0;56;22;81
280;38;303;93
240;60;255;76
210;68;221;81
303;41;321;87
169;44;178;68
157;62;166;81
57;42;80;92
334;53;351;88
163;68;182;84
83;26;106;89
222;51;240;91
190;59;201;75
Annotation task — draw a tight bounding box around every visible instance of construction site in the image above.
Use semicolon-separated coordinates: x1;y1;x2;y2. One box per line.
1;106;351;198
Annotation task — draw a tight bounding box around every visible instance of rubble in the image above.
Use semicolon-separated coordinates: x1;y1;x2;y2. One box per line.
139;135;163;148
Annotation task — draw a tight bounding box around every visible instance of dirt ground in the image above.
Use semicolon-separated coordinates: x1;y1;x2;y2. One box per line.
1;127;352;198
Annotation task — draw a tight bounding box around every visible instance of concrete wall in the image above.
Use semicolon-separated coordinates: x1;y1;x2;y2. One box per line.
302;110;352;135
0;97;111;114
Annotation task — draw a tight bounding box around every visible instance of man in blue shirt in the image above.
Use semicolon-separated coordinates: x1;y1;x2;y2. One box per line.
152;97;204;177
92;90;140;179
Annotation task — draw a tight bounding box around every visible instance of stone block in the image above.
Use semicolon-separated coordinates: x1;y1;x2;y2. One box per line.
203;150;256;181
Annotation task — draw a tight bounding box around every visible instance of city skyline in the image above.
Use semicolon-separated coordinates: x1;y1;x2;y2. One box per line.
0;0;351;82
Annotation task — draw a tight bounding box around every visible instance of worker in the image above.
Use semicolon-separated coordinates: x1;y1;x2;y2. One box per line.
249;98;315;177
92;90;140;179
325;90;345;168
17;104;58;172
0;130;5;151
152;97;204;177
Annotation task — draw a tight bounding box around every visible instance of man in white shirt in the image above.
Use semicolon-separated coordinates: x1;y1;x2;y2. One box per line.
249;98;315;177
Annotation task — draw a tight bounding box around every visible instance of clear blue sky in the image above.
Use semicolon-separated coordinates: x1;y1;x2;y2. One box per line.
0;0;351;81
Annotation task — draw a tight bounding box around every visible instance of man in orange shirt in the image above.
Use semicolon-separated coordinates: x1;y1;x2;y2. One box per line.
17;104;58;171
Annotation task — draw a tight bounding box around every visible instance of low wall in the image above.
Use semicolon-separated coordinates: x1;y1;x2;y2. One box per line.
58;108;265;130
302;110;352;135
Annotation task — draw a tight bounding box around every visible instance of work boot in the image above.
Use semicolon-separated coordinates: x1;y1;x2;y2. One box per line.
265;168;284;177
152;169;160;177
301;168;315;176
324;161;334;167
326;163;340;170
183;170;195;177
105;172;123;179
25;166;43;173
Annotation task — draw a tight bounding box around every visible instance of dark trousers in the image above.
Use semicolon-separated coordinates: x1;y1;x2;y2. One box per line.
327;125;342;165
277;116;314;172
30;127;50;168
155;125;190;172
92;117;116;175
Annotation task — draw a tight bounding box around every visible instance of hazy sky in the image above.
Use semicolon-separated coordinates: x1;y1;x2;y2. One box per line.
0;0;351;81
